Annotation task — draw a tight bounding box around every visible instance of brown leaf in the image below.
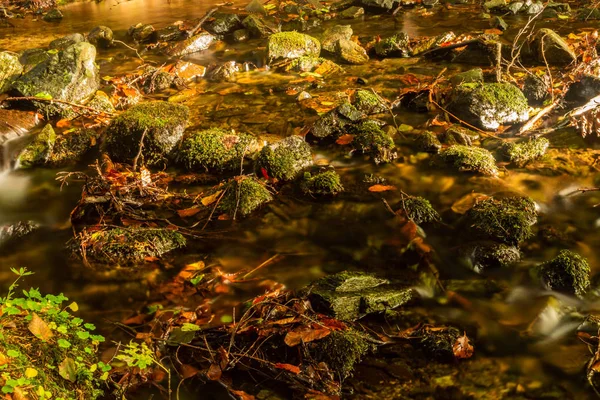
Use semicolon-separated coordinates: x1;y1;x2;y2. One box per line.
180;364;201;379
335;134;355;145
178;207;201;218
58;357;77;382
207;362;222;380
284;328;331;347
451;193;489;214
453;332;474;359
201;190;223;206
28;313;53;341
368;184;397;192
400;220;418;242
230;390;256;400
274;363;301;374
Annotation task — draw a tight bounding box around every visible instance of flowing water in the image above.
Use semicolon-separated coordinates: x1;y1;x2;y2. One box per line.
2;0;600;398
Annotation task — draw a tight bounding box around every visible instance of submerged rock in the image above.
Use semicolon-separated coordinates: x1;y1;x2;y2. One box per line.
440;125;480;146
267;31;321;62
165;32;215;57
300;170;344;196
353;90;387;114
396;196;440;224
447;83;529;130
255;135;313;181
0;221;38;246
336;38;369;64
42;8;63;21
217;175;273;217
374;33;410;57
87;26;114;48
179;128;259;172
104;102;189;168
459;241;520;274
530;28;576;66
321;25;353;53
352;120;397;164
0;52;23;94
501;137;549;166
415;131;442;153
13;42;99;117
537;250;590;298
340;6;365;18
17;124;56;168
439;145;498;176
464;196;537;245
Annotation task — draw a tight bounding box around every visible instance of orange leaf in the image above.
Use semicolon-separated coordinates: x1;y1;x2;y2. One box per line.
284;327;331;347
230;390;256;400
484;28;503;35
180;364;200;379
453;332;474;359
368;185;397;192
451;193;489;215
178;207;201;218
56;119;71;128
274;363;301;374
28;313;53;341
400;220;418;242
207;363;222;380
336;134;355;145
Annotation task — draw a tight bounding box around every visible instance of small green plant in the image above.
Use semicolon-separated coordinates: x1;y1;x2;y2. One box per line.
114;341;171;396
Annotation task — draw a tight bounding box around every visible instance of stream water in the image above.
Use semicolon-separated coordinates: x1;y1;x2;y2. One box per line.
2;0;600;398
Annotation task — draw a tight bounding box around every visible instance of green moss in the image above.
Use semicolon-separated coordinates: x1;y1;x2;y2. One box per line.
179;128;259;172
18;124;56;168
441;124;480;146
501;137;549;166
537;250;590;298
398;196;440;224
439;145;498;176
415;131;442;153
217;176;273;217
301;170;344;196
255;136;313;181
352;120;397;164
465;196;537;245
0;52;23;94
411;325;462;362
104;102;189;168
49;129;97;166
374;33;410;57
71;227;186;265
353;90;387;114
267;31;321;61
460;241;521;274
314;271;388;293
315;330;375;379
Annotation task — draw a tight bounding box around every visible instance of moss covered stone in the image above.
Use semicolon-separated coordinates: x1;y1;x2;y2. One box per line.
267;31;321;62
255;135;313;181
352;120;397;164
459;241;521;274
336;38;369;65
50;128;97;166
87;26;114;48
321;25;353;53
537;250;590;298
397;196;440;224
530;28;576;65
439;145;498;176
415;131;442;153
310;102;362;139
315;330;375;379
0;52;23;94
300;170;344;196
87;91;115;114
374;32;410;57
72;227;186;265
217;176;273;217
465;196;537;245
501;137;549;166
353;89;387;114
410;325;462;362
104;101;189;168
18;124;56;168
179;128;259;172
441;124;480;146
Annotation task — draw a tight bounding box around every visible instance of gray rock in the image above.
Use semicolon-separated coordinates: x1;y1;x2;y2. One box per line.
564;75;600;105
336;38;369;64
493;16;508;31
88;26;114;48
165;32;215;57
255;135;313;181
17;124;56;168
242;14;277;38
530;28;576;65
0;52;23;94
49;33;85;50
321;25;353;53
18;49;50;74
440;124;479;146
415;131;442;153
128;23;155;42
233;29;249;42
340;6;365;18
374;33;410;57
153;25;186;42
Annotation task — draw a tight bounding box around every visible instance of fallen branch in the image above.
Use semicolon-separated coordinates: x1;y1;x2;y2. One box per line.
187;7;218;37
518;100;558;135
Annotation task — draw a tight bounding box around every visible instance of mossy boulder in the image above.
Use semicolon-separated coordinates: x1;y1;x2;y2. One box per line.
165;32;215;57
72;227;186;265
267;31;321;62
49;128;97;166
458;241;521;274
321;25;353;53
336;39;369;65
104;102;189;168
310;102;362;139
217;175;273;217
415;130;442;153
374;33;410;57
0;285;107;399
501;137;549;166
409;325;464;362
0;52;23;94
353;90;387;114
17;124;56;168
448;83;529;131
314;329;375;379
255;136;313;181
530;28;576;66
464;196;537;245
87;26;114;48
537;250;590;298
352;120;397;164
49;33;85;51
439;144;498;176
396;196;440;224
441;124;480;146
300;170;344;196
13;42;100;117
179;128;259;172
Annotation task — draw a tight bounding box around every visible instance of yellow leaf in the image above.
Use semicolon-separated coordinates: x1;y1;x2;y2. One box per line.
67;302;78;312
201;190;223;206
25;368;38;378
451;193;490;214
320;101;335;106
28;313;53;341
177;207;201;218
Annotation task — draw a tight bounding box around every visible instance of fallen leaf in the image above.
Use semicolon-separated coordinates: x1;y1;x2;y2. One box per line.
59;357;77;382
368;185;397;192
230;390;256;400
453;332;474;359
451;193;489;214
180;364;200;379
201;190;223;206
207;362;222;380
284;327;331;347
28;313;53;341
484;28;503;35
178;207;201;218
274;363;301;374
56;119;71;128
336;134;355;145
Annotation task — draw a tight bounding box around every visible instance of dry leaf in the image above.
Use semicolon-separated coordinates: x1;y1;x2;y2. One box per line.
201;190;223;206
207;362;222;380
178;207;201;218
284;327;331;347
453;332;474;359
336;134;355;145
28;313;53;341
180;364;200;379
274;363;301;374
451;193;489;214
368;184;397;192
230;390;256;400
59;357;77;382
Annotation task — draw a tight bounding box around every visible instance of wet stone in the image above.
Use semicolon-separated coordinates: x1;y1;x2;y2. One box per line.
537;250;590;298
205;12;241;36
440;125;480;146
458;241;521;274
0;221;38;246
353;90;387;114
165;32;215;57
242;14;277;38
439;145;498;176
374;33;410;58
128;23;155;42
233;29;249;42
42;8;63;21
255;135;313;181
501;137;549;166
49;33;85;51
321;25;353;53
530;28;576;66
300;170;344;196
17;124;56;168
0;52;23;94
340;6;365;18
415;131;442;153
449;68;483;87
87;26;114;48
523;74;549;105
267;32;321;62
152;25;186;43
336;38;369;65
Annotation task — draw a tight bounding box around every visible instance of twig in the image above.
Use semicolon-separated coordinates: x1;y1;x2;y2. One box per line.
187;7;218;37
6;96;115;116
428;98;497;137
518;100;558;135
113;39;145;62
132;128;148;172
242;254;281;279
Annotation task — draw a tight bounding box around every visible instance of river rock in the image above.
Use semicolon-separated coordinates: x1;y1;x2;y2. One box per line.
449;68;483;87
0;221;38;246
217;176;273;217
267;32;321;62
42;8;63;22
310;102;363;139
49;33;85;50
564;75;600;105
523;74;549;104
18;124;56;168
165;32;215;57
340;6;365;18
353;89;387;114
13;42;99;117
18;48;50;74
242;14;277;38
360;0;401;10
0;52;23;94
537;250;590;298
374;33;410;57
447;82;529;130
87;26;114;48
0;110;40;146
352;120;397;164
153;25;186;43
321;25;353;53
255;135;313;181
128;23;155;42
336;39;369;64
530;28;576;65
205;12;242;36
458;241;520;274
104;102;189;168
49;128;97;166
439;145;498;176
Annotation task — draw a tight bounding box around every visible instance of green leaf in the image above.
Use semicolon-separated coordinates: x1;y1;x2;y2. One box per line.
58;357;76;382
190;274;205;286
76;331;90;340
34;92;53;100
57;339;71;348
181;323;201;332
7;349;20;358
84;323;96;331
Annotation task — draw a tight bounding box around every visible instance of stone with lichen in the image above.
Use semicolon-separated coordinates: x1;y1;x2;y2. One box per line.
501;137;549;166
267;31;320;62
255;136;313;181
352;120;397;164
439;145;498;176
217;175;273;217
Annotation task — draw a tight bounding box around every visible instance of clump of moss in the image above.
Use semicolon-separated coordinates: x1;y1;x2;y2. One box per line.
49;128;97;166
465;196;537;245
397;196;440;224
353;89;387;114
217;176;273;217
352;120;397;164
441;124;480;146
267;31;321;62
410;325;462;362
71;227;186;265
104;101;189;168
87;91;115;114
415;131;442;153
255;136;313;181
179;128;259;172
501;137;549;166
0;269;108;399
459;241;521;274
315;329;375;379
537;250;590;298
18;124;56;168
439;145;499;176
374;32;410;57
301;170;344;196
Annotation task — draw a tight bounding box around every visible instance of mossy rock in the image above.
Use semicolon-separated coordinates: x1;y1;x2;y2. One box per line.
530;28;576;66
87;26;114;48
242;14;277;38
374;32;410;57
352;120;397;164
440;125;480;146
179;128;259;172
321;25;353;53
336;38;369;65
501;137;549;166
0;52;23;94
537;250;590;298
396;196;440;224
464;196;537;245
409;325;463;362
71;227;186;265
353;90;387;114
439;145;498;176
255;135;313;181
49;128;97;166
0;285;107;399
18;49;50;74
49;33;85;51
104;101;189;168
267;31;321;62
18;124;56;168
310;102;362;139
87;91;115;114
458;241;520;274
314;329;375;380
449;68;484;87
217;176;273;217
300;170;344;196
128;23;154;42
414;130;442;153
448;83;529;130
